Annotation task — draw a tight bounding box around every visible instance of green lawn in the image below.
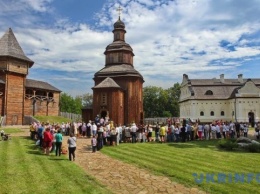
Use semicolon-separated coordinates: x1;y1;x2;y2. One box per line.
101;140;260;194
0;129;111;194
34;115;72;124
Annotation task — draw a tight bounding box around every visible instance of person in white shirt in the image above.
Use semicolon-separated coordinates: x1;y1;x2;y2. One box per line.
174;124;180;142
118;124;123;143
204;123;210;140
211;124;217;139
130;123;138;143
92;123;97;136
216;124;221;139
115;125;120;145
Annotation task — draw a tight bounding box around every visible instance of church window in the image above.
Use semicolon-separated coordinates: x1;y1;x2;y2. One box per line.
205;90;213;95
210;111;214;116
200;111;204;116
221;111;225;116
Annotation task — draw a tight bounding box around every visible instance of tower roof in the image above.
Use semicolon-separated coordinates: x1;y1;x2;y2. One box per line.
93;77;122;89
0;28;34;67
114;17;125;29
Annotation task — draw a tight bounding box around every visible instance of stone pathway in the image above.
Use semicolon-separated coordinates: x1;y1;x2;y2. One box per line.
70;137;206;194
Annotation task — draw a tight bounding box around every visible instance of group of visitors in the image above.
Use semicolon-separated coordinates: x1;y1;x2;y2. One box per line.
153;119;260;143
29;116;260;161
30;122;76;161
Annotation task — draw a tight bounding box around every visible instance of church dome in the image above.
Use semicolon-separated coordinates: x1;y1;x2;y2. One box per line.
114;17;125;29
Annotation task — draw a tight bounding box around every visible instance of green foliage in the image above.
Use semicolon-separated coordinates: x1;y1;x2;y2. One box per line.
0;136;111;194
162;111;172;117
243;143;260;153
143;83;180;117
60;93;75;113
217;139;239;150
60;93;93;114
79;93;93;107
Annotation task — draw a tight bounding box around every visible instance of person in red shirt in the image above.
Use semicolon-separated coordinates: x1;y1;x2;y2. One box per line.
43;127;52;156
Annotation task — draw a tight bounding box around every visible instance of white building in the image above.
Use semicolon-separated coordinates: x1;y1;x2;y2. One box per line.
179;74;260;124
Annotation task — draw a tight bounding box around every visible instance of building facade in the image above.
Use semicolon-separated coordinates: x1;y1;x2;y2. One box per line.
92;17;144;125
179;74;260;124
0;28;61;125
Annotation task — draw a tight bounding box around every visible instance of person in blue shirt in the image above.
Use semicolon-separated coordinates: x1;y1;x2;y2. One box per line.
37;124;44;147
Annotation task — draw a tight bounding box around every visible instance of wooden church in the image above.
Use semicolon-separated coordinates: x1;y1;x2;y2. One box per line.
0;28;61;125
91;16;144;125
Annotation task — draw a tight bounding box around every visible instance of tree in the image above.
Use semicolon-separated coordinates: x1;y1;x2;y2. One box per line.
166;83;181;117
60;93;93;114
79;93;93;107
143;86;163;117
143;83;181;118
60;93;75;113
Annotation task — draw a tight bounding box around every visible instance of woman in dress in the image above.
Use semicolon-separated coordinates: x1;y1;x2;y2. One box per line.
43;127;52;156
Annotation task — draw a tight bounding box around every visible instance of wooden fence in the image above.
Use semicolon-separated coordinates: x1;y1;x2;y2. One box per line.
60;112;82;121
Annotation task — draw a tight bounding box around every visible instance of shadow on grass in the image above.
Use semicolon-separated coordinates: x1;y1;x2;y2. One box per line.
167;140;218;149
27;150;44;155
49;157;68;161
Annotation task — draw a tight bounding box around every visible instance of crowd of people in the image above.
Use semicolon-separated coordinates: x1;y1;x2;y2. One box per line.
153;119;260;143
29;115;260;160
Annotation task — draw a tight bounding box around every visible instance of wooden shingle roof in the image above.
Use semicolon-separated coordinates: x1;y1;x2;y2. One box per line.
0;28;34;67
95;64;143;79
25;79;61;92
93;77;121;89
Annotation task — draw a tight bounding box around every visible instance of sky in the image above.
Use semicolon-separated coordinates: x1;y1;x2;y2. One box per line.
1;0;260;96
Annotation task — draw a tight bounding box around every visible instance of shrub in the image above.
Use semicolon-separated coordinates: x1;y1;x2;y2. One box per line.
217;139;238;151
243;143;260;153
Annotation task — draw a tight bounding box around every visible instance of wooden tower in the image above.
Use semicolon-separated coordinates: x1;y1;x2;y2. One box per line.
92;16;144;125
0;28;34;125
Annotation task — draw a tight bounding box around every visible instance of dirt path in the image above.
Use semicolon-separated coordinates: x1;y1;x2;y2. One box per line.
11;127;206;194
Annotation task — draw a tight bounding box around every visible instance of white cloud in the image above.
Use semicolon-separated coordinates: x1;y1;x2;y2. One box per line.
1;0;260;95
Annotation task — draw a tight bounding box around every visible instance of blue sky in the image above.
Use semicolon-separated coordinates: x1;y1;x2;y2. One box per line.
1;0;260;96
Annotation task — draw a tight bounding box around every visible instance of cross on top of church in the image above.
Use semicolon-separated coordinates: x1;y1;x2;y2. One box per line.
117;5;123;18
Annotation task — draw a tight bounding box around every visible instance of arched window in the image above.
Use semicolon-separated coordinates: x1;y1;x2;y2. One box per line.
221;111;225;116
210;111;214;116
200;111;204;116
205;90;213;95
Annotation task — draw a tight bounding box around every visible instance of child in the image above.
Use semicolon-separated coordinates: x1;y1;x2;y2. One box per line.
91;135;97;153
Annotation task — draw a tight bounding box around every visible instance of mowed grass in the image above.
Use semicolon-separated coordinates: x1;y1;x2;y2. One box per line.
34;115;72;124
0;129;112;194
101;140;260;194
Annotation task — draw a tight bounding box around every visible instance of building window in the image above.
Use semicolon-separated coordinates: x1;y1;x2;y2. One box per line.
200;111;204;116
205;90;213;95
210;111;214;116
101;93;107;105
221;111;225;116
